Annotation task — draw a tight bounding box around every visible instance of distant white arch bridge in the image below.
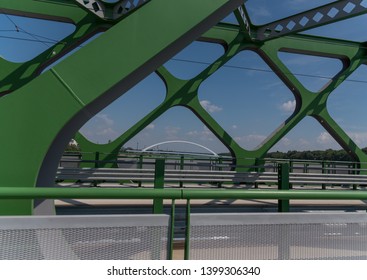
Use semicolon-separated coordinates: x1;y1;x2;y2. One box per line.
142;140;219;157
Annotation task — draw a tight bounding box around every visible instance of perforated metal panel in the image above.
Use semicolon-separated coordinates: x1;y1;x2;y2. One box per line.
0;215;169;260
189;213;367;260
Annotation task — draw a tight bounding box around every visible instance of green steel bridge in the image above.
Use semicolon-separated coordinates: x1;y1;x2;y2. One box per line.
1;0;367;219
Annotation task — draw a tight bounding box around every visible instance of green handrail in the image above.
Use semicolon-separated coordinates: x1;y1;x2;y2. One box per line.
1;187;367;260
181;189;367;200
1;187;367;200
0;187;180;199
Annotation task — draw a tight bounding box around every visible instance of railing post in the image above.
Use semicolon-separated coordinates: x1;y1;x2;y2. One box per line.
184;199;191;260
278;163;289;212
138;155;143;188
353;162;358;190
322;161;326;190
289;159;293;189
180;156;184;188
94;151;100;168
153;159;165;214
255;158;265;189
218;157;223;188
168;199;176;260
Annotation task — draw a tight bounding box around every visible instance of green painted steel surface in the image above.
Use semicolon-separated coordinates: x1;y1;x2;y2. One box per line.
73;4;367;173
153;159;165;214
0;0;243;215
278;163;290;212
1;187;367;200
1;1;367;215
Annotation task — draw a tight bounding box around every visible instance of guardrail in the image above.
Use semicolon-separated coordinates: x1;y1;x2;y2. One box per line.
55;159;367;213
61;151;365;172
4;187;367;200
56;159;367;189
56;167;367;185
1;187;367;259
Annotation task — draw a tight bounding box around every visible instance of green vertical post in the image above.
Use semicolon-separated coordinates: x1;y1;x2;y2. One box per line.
153;159;165;214
138;155;143;188
180;156;184;188
322;161;326;190
254;158;265;189
184;199;191;260
168;199;176;260
218;157;223;188
353;163;358;190
278;163;290;212
289;160;293;189
94;151;100;168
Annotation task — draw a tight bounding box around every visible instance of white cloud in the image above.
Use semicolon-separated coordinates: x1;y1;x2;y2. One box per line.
187;126;215;142
97;114;114;127
299;138;310;147
232;125;238;130
200;100;223;113
348;132;367;147
145;123;155;130
80;113;118;143
95;127;118;137
317;132;333;144
234;134;266;144
165;126;180;140
309;132;345;150
280;100;296;113
280;137;291;146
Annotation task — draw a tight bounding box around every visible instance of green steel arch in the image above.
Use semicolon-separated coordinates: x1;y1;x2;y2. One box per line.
1;0;367;215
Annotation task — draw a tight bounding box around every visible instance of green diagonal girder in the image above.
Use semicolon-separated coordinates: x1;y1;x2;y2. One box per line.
0;0;244;215
77;23;367;172
76;24;247;168
1;0;85;19
80;26;367;173
2;0;367;217
251;0;367;41
0;0;102;94
256;35;367;170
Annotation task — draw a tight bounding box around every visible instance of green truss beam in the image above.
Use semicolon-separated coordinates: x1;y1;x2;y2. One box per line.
77;27;367;171
1;1;367;216
0;0;243;215
248;0;367;41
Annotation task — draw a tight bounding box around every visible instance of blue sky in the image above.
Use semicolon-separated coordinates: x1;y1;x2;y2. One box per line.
1;1;367;154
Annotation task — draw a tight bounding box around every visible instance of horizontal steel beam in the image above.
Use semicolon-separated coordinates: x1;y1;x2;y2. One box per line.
1;187;367;200
253;0;367;41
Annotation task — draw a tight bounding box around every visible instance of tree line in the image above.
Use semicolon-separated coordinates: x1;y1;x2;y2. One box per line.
266;148;367;162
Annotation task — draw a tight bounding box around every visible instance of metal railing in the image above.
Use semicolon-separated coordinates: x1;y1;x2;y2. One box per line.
57;157;367;191
1;186;367;259
5;156;367;259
